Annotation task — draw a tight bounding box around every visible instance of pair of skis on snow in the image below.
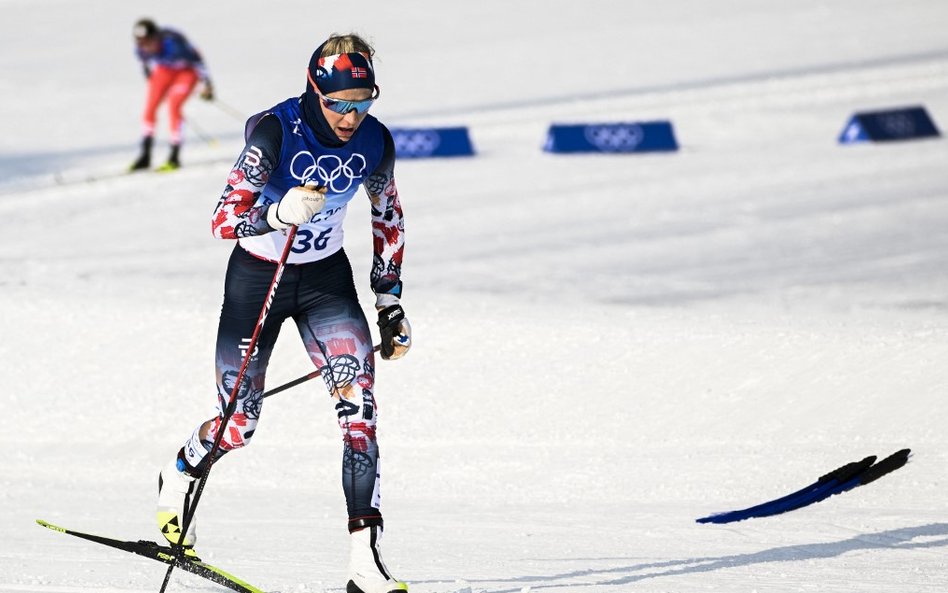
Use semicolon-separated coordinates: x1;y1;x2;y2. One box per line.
36;449;911;592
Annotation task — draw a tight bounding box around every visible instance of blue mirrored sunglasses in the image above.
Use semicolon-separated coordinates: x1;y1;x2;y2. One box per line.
317;86;379;115
306;69;380;114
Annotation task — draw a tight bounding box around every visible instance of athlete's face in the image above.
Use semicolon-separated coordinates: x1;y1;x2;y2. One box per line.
136;36;161;55
319;88;373;142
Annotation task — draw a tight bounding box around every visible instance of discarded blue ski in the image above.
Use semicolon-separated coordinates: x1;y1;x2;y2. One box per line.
697;454;877;523
36;520;265;593
697;448;911;524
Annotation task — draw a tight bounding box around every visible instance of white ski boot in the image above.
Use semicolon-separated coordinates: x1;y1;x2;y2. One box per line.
157;456;200;549
347;525;408;593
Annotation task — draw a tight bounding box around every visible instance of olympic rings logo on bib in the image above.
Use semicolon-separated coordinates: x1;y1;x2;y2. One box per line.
290;150;367;193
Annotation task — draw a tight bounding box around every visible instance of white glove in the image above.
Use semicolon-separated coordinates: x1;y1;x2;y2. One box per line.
267;182;327;229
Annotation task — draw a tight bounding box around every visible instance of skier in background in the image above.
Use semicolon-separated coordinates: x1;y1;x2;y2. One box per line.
155;33;411;593
130;18;214;172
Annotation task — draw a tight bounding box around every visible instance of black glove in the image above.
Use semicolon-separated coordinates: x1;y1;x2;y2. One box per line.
199;82;214;101
376;304;412;360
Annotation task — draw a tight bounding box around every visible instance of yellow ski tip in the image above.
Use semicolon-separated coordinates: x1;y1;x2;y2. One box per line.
36;519;66;533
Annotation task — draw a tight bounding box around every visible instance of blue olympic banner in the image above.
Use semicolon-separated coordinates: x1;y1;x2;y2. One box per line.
543;121;679;154
390;127;475;158
838;106;941;144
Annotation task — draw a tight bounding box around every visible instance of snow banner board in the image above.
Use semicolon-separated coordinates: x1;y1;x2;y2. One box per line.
838;106;941;144
543;121;679;154
390;127;475;158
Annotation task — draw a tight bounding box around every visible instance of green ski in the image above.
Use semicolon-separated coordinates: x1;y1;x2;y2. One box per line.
36;519;266;593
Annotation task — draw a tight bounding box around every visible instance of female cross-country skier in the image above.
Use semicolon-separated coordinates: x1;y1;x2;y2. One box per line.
130;18;214;171
155;33;411;593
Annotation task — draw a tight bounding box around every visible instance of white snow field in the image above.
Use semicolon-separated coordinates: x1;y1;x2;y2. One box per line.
2;1;948;592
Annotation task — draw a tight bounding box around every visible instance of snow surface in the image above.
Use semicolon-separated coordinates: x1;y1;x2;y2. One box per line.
2;1;948;592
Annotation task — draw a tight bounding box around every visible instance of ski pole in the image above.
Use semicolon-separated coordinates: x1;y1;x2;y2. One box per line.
263;370;321;400
212;98;246;123
186;117;218;147
262;344;381;400
158;225;298;593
